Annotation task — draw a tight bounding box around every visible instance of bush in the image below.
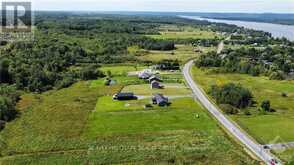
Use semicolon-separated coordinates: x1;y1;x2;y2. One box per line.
219;104;239;115
56;77;76;89
281;92;288;97
79;65;105;80
0;96;17;121
209;83;253;109
244;109;251;116
261;100;271;112
269;71;286;80
195;52;221;67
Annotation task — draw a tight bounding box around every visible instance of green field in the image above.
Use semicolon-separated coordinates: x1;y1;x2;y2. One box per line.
0;68;258;164
100;65;145;76
147;25;219;40
121;83;191;96
137;44;214;63
191;66;294;144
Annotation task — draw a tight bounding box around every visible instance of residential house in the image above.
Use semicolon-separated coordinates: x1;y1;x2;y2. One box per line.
151;80;164;89
138;69;154;79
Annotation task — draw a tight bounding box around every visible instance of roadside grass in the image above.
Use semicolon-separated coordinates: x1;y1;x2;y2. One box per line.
121;83;191;96
0;130;258;165
277;148;294;164
191;66;294;144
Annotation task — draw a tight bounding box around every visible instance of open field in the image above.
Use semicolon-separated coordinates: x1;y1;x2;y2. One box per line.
147;25;219;40
137;44;196;63
136;44;214;63
100;65;145;76
121;83;191;96
191;66;294;144
0;65;258;164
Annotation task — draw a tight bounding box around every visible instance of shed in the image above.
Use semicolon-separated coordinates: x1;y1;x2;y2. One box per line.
152;94;169;106
113;93;137;100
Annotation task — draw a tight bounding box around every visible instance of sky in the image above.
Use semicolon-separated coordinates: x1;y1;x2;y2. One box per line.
29;0;294;13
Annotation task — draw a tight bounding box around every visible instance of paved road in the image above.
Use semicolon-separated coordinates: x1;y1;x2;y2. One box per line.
183;60;282;165
217;40;224;54
265;142;294;150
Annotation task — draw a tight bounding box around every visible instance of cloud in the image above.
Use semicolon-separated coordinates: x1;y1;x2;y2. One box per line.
31;0;294;13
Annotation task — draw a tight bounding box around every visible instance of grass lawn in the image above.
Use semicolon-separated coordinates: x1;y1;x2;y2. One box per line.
191;66;294;144
100;65;145;76
90;76;145;88
121;83;191;96
86;98;217;135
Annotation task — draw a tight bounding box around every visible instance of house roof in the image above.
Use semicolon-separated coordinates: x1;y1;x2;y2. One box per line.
153;94;168;103
148;75;161;81
116;93;134;98
151;80;160;84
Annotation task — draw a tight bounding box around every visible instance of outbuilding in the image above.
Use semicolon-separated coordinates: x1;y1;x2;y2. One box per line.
113;93;137;100
152;94;170;106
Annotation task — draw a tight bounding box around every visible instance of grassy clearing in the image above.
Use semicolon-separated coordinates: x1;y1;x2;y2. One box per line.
191;66;294;144
147;25;219;40
137;44;212;63
90;76;145;88
100;65;145;76
121;83;191;96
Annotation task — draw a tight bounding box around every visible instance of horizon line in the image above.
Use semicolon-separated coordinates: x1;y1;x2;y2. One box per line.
23;10;294;14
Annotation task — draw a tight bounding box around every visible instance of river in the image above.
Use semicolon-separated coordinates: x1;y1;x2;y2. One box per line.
181;16;294;41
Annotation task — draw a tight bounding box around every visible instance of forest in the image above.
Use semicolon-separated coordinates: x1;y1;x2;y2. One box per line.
195;46;294;80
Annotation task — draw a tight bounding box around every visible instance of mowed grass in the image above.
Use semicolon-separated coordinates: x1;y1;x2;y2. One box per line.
121;83;191;96
100;65;145;76
86;98;217;135
90;76;145;88
192;66;294;144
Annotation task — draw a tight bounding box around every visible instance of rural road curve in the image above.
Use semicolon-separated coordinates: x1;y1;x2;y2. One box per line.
183;60;282;165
